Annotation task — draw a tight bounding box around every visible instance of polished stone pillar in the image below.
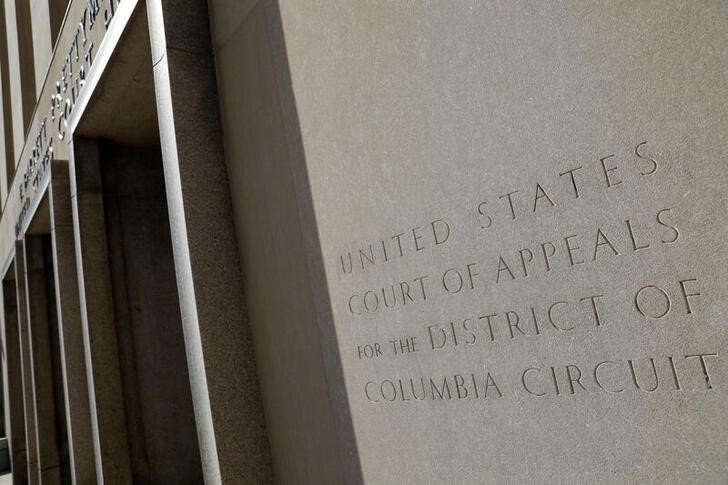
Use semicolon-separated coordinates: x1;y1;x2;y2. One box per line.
14;242;38;484
49;162;96;484
146;1;272;482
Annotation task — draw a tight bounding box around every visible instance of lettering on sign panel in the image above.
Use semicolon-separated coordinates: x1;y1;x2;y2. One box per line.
15;0;123;236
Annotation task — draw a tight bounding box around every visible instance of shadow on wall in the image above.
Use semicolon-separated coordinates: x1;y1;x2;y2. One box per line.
209;0;364;482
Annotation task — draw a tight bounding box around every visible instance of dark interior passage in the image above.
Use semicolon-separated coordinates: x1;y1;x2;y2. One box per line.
1;275;26;482
23;235;72;484
75;138;203;484
69;5;202;481
41;236;72;485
